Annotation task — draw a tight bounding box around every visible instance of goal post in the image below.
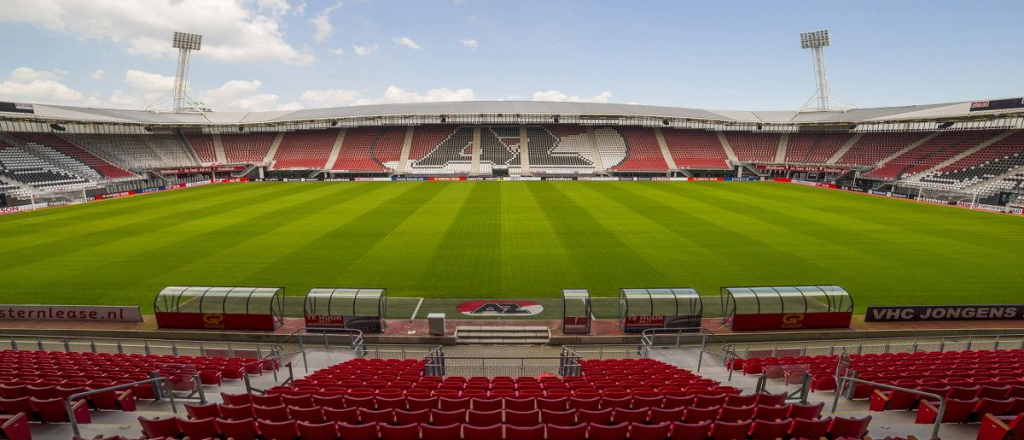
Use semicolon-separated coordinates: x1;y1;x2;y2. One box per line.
27;187;89;209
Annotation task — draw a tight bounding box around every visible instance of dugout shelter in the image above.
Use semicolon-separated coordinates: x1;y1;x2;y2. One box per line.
720;285;854;331
618;288;703;333
153;286;285;331
304;288;387;333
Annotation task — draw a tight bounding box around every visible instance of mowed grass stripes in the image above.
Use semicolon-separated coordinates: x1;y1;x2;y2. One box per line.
0;181;1020;312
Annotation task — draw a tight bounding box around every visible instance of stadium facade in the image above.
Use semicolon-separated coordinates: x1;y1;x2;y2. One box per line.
1;98;1023;209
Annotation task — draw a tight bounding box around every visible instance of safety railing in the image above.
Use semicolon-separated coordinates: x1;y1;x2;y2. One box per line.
66;376;189;437
562;344;648;360
423;349;582;378
640;327;706;350
712;333;1024;361
277;328;365;372
361;344;440;360
831;374;946;439
0;333;283;359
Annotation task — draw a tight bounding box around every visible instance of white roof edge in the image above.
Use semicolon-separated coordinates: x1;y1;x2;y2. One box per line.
3;98;1021;126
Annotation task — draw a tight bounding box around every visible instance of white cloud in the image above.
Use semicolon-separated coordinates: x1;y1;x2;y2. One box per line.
277;101;304;111
356;86;474;105
199;79;288;111
295;86;476;108
329;47;345;56
352;43;378;56
107;90;141;107
532;90;613;103
256;0;291;16
124;69;174;93
90;69;107;81
310;2;343;43
392;36;421;50
294;1;307;16
460;39;478;49
300;88;363;107
0;0;314;65
0;67;83;104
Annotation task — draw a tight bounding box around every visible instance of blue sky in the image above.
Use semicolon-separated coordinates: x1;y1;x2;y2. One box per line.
0;0;1021;112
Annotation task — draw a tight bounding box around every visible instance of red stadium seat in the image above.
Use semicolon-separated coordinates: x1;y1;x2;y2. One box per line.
669;421;712;440
217;418;259;440
297;421;339;440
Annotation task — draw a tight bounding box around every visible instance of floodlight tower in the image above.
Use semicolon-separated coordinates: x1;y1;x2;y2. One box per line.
800;30;831;111
171;32;202;112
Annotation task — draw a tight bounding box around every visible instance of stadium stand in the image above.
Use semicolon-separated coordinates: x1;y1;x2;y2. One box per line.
184;133;218;164
141;357;878;440
910;131;1024;192
734;348;1024;428
480;126;522;174
271;130;337;170
527;126;595;174
589;127;629;171
333;127;405;173
66;134;197;170
6;133;136;179
0;349;277;427
835;132;929;167
0;141;90;195
223;133;277;165
724;132;780;163
785;133;854;164
409;126;474;174
865;130;1001;180
662;129;731;170
609;127;669;172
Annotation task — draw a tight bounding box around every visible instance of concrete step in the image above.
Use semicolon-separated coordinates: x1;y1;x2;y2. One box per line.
455;325;551;344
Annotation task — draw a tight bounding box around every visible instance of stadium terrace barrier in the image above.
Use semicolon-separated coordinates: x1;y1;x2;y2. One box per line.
716;333;1024;361
0;333;286;360
423;346;583;377
67;377;180;437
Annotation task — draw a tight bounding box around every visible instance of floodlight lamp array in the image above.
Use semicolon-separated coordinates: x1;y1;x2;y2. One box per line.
799;30;830;49
172;32;203;51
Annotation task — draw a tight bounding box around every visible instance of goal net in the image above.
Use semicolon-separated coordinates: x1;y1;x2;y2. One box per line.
27;187;89;208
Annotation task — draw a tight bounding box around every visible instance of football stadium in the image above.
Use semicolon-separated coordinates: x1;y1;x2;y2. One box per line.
0;2;1023;440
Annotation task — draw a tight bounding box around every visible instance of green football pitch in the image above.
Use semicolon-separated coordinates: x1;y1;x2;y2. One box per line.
0;181;1020;317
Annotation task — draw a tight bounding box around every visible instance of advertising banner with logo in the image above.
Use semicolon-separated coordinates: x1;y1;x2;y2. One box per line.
622;315;665;333
154;312;279;331
0;305;142;322
729;311;853;331
865;305;1024;322
457;300;544;316
157;166;246;175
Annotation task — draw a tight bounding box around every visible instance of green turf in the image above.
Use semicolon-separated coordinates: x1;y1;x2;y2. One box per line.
0;181;1020;313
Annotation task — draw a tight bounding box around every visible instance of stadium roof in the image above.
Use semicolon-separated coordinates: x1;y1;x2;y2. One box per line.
2;97;1022;129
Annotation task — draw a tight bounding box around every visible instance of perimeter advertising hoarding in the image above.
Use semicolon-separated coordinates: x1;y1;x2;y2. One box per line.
622;314;702;333
154;311;279;331
304;315;384;333
729;311;853;331
865;305;1024;322
0;305;142;322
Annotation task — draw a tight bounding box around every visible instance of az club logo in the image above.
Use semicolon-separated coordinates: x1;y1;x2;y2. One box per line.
781;313;805;328
203;313;226;328
457;301;544;316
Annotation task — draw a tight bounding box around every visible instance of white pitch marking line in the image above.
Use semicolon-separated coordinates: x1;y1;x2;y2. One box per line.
410;297;425;320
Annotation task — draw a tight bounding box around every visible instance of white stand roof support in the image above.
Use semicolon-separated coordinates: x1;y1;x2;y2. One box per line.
147;32;207;114
799;30;856;112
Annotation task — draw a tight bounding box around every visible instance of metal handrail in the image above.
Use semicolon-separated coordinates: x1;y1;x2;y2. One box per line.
0;333;281;358
67;377;178;437
715;333;1024;360
831;374;946;440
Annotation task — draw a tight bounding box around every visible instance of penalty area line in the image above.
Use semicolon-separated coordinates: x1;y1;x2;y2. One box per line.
409;298;425;320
